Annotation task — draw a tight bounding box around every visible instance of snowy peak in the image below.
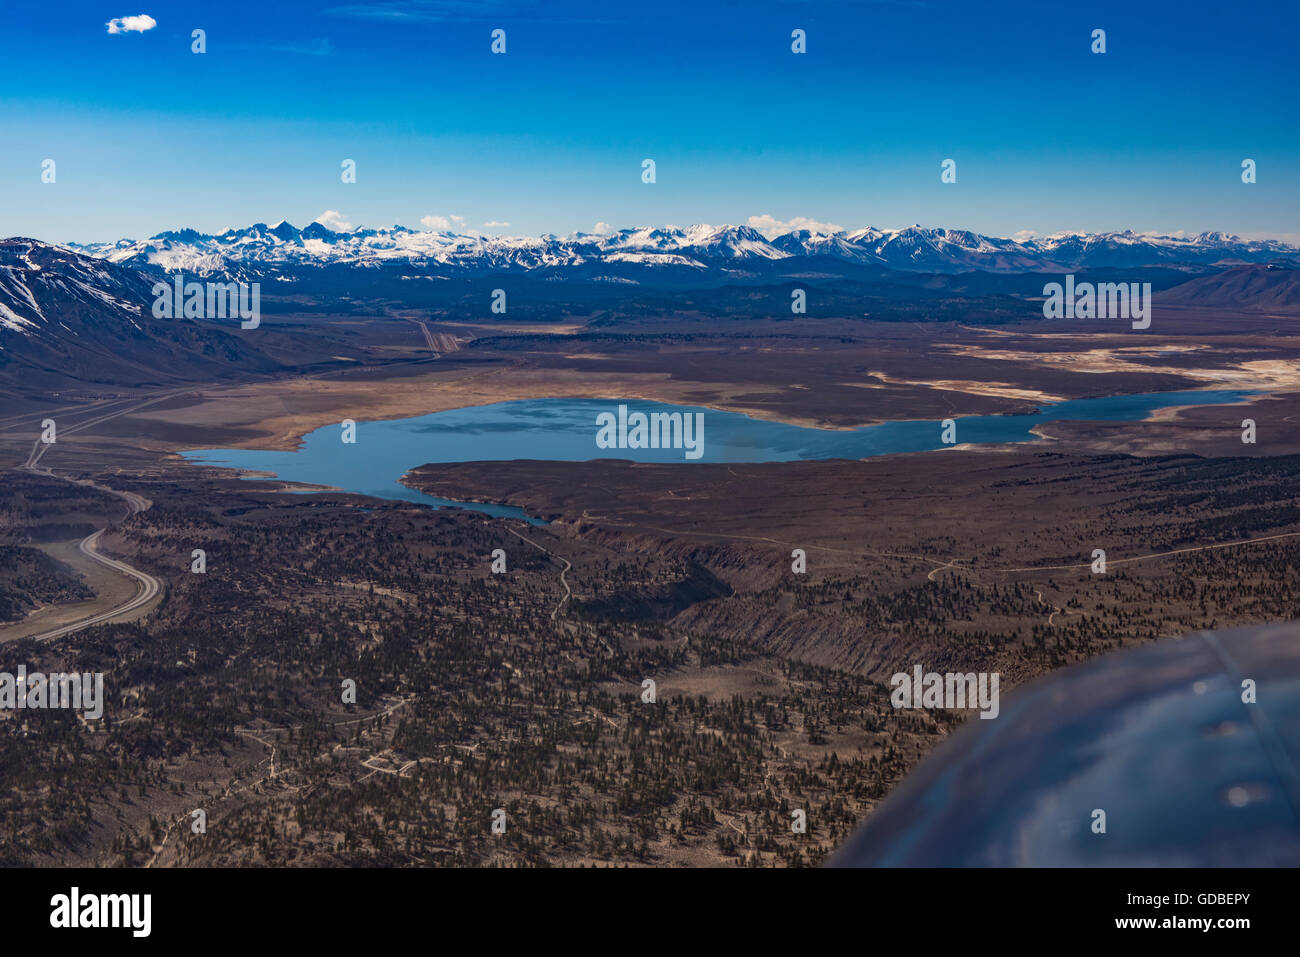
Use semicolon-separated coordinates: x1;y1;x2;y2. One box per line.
0;238;149;334
268;220;301;242
0;238;287;392
61;222;1300;281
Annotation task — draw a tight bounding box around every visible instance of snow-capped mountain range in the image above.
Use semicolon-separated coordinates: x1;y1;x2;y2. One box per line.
0;238;277;387
4;230;1298;390
68;221;1300;283
0;239;149;335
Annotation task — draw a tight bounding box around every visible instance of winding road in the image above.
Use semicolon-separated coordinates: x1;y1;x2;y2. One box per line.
504;526;572;619
16;467;162;642
25;525;161;642
11;397;168;642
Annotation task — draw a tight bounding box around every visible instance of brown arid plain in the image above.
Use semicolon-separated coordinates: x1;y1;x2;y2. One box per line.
4;304;1300;866
9;305;1300;459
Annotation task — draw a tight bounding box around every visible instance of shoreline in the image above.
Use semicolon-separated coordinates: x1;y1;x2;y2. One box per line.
172;384;1260;458
170;389;1264;513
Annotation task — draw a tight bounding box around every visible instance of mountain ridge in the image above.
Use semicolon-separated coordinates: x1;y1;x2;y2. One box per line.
62;221;1300;283
3;235;1298;394
0;238;279;391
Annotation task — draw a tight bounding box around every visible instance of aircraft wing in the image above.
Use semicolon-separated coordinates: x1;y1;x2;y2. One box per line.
829;623;1300;866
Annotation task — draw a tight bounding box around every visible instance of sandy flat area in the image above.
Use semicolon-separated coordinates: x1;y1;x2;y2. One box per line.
131;366;891;451
118;325;1300;455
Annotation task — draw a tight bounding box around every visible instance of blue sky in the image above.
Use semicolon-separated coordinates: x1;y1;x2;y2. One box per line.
2;0;1297;243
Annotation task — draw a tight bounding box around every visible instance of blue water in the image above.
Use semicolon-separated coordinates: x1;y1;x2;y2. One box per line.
182;390;1254;523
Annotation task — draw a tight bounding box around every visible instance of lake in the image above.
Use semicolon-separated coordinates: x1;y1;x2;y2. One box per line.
182;390;1254;524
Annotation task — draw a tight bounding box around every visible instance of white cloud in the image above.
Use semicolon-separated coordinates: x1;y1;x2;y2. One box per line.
746;214;842;239
481;221;511;228
420;214;466;230
106;14;157;34
590;222;613;235
314;210;353;232
1010;230;1040;242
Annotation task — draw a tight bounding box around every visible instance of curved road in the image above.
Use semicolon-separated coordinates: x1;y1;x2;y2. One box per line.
17;461;161;643
7;393;174;642
26;525;162;642
504;526;572;619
